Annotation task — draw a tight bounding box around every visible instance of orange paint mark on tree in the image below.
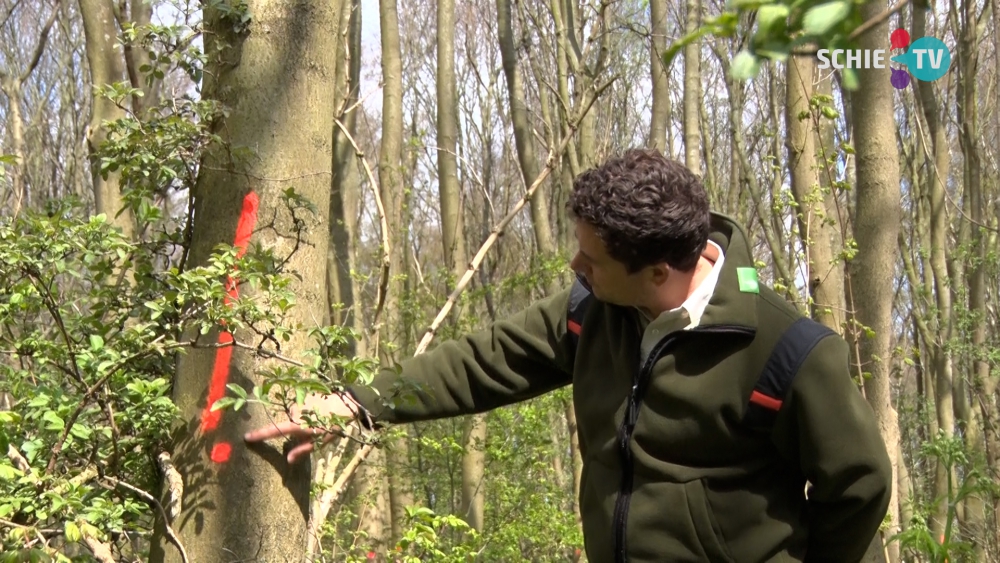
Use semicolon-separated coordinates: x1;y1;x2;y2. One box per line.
199;191;260;463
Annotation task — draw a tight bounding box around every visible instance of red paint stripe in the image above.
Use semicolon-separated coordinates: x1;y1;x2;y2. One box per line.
750;390;783;411
567;320;582;335
199;192;259;462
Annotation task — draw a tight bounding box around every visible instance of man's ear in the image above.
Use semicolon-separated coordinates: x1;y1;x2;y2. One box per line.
648;264;670;285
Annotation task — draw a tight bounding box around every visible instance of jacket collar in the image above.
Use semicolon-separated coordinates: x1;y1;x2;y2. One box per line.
696;213;759;330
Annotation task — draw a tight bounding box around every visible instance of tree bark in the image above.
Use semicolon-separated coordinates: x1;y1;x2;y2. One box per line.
648;0;670;152
682;0;701;175
150;0;337;557
848;3;904;559
378;0;414;546
785;56;845;330
311;0;362;556
78;0;135;237
912;7;955;542
498;0;557;263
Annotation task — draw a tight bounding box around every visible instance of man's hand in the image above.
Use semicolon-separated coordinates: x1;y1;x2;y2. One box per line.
244;391;364;463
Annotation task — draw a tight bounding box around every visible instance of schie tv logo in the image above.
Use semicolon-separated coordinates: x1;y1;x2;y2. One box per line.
816;29;951;90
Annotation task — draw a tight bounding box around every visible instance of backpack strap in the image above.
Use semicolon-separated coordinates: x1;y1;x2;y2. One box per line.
742;316;837;429
563;278;835;433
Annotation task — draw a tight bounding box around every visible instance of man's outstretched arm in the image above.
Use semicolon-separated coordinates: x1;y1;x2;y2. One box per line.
345;286;577;424
246;286;578;461
772;335;893;563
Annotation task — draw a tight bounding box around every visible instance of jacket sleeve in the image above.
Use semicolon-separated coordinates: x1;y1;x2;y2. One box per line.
344;287;577;424
771;334;893;563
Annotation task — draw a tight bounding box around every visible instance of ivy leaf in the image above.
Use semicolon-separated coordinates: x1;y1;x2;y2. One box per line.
802;1;851;36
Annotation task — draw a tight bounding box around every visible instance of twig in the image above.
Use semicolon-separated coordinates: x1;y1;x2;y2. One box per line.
306;428;356;557
102;476;189;563
332;117;392;344
7;444;29;472
157;452;184;524
84;537;116;563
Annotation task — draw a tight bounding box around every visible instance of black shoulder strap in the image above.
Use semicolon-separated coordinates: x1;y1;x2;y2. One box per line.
742;316;837;429
564;278;834;432
566;275;594;350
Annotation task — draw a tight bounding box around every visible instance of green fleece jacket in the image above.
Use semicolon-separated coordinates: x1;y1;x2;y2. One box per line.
347;214;892;563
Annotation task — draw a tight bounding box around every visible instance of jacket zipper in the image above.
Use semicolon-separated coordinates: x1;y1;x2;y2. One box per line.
611;324;755;563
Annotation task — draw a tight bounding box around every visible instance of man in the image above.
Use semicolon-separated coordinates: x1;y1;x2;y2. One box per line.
246;149;892;563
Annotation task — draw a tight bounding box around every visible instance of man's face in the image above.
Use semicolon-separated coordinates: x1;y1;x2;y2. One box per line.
570;221;648;307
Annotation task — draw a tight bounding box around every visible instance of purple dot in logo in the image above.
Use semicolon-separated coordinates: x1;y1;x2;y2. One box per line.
890;68;910;89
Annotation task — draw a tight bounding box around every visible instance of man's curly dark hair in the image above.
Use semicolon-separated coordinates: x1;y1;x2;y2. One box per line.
567;148;710;273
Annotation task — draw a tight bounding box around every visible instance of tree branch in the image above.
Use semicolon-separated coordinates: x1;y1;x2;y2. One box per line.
101;476;189;563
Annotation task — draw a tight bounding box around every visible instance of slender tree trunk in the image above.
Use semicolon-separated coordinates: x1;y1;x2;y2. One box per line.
498;0;557;264
648;0;669;152
682;0;701;175
311;0;362;556
377;0;412;547
78;0;135;237
438;0;484;532
848;4;903;560
954;1;988;555
911;7;955;542
151;0;338;557
786;56;845;330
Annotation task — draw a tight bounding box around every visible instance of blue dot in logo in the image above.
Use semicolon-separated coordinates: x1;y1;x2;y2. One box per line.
890;37;951;82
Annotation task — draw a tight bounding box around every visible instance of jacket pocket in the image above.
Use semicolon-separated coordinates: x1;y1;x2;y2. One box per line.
685;480;737;563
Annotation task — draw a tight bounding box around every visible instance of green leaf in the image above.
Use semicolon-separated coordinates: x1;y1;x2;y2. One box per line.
9;293;22;305
42;411;65;431
227;383;247;400
210;397;235;412
756;4;789;32
0;463;24;480
89;334;104;350
802;1;850;36
65;521;81;543
731;50;761;80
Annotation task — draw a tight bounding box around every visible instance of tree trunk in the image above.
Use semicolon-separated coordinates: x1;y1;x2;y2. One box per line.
78;0;135;237
311;0;362;556
954;0;988;555
378;0;414;546
848;4;903;559
648;0;669;152
437;0;485;533
912;7;955;542
785;56;845;330
682;0;701;175
150;0;337;557
498;0;557;264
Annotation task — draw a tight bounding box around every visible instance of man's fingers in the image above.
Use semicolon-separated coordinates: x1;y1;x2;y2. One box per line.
286;440;315;464
244;420;308;443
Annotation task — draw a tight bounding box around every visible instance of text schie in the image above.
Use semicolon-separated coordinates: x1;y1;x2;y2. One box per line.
817;49;947;70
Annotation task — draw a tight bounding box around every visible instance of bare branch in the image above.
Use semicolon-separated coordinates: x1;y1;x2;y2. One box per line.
332;117;392;344
20;0;62;83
